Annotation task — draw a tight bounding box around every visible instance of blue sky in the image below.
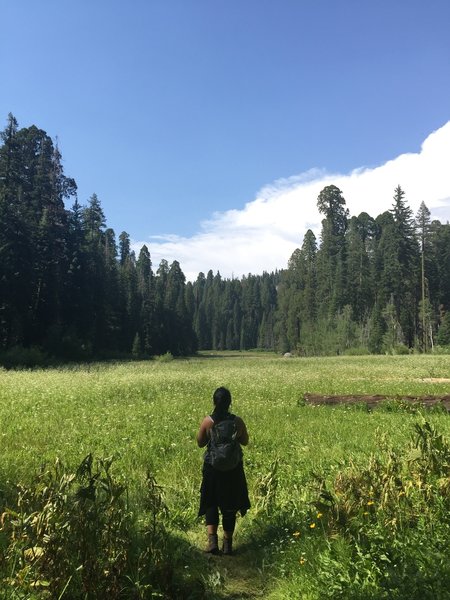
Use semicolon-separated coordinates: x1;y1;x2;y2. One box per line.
2;1;450;278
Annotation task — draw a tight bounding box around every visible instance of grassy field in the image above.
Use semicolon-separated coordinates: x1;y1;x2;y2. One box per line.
0;353;449;598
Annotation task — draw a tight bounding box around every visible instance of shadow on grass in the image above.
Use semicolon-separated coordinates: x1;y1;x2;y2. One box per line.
184;515;304;600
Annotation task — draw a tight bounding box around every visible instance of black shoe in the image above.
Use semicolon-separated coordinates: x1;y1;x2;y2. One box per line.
206;534;220;554
222;537;233;555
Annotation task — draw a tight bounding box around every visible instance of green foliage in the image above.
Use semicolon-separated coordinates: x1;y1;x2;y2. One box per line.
0;346;49;369
254;459;279;516
132;332;142;358
0;327;450;597
390;343;410;355
381;298;404;353
2;115;450;359
272;186;448;357
437;311;450;346
155;351;174;362
0;455;204;599
307;420;450;599
2;456;132;596
0;115;197;361
343;346;370;356
433;345;450;355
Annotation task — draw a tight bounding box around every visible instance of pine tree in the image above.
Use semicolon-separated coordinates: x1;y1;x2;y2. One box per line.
382;296;404;353
0;113;19;192
258;272;277;349
390;186;420;347
192;272;208;349
368;301;385;354
63;197;90;357
346;213;375;324
316;185;349;319
415;202;432;350
119;231;131;266
81;194;109;352
437;311;450;346
136;245;154;355
373;188;419;348
0;115;31;347
0;118;77;351
4;116;450;361
429;222;450;313
164;260;196;355
299;230;318;325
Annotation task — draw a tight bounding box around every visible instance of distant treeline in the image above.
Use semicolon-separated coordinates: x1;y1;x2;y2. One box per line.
1;114;449;363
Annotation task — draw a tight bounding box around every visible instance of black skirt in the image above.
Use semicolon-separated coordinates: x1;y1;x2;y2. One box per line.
198;460;250;517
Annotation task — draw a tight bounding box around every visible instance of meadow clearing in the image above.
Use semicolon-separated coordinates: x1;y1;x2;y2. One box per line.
0;353;449;599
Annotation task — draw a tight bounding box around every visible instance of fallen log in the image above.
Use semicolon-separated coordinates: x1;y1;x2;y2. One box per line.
303;393;450;411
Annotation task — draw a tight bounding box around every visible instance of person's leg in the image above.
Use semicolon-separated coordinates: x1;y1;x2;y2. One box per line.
205;506;220;553
222;510;237;555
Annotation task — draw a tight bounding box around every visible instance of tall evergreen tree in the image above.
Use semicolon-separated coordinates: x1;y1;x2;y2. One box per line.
258;272;277;349
316;185;349;318
390;186;420;346
119;231;131;266
430;222;450;312
4;115;450;361
346;213;375;323
0;115;30;347
415;202;432;350
437;311;450;346
0;117;77;351
192;272;208;349
136;244;154;355
81;194;110;352
63;197;89;356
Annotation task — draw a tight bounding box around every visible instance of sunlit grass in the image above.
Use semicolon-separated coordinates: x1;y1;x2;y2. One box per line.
0;354;449;597
1;355;449;498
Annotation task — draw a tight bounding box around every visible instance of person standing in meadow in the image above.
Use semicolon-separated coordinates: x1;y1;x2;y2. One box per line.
197;387;250;555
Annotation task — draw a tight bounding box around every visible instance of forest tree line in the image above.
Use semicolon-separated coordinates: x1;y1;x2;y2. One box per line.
1;115;450;363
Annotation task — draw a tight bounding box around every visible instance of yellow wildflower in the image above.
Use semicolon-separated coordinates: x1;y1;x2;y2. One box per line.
299;557;307;565
367;500;374;506
309;523;316;529
293;531;301;538
316;512;323;519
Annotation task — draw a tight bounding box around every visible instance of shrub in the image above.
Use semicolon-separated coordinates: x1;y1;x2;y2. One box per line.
436;312;450;346
0;456;174;598
433;345;450;355
0;345;49;369
343;346;370;356
391;343;410;355
310;420;450;598
254;459;279;516
155;351;174;363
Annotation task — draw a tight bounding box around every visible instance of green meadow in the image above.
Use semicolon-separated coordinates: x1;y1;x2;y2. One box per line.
0;354;449;599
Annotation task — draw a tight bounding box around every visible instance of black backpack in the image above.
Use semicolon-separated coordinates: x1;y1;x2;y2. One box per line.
208;416;242;472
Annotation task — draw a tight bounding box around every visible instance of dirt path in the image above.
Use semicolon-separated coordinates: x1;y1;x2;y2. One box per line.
187;530;270;599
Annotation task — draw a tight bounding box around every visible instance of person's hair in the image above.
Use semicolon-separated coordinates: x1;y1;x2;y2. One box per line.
212;387;232;416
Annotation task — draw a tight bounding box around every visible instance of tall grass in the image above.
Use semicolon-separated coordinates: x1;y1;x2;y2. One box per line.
0;354;449;598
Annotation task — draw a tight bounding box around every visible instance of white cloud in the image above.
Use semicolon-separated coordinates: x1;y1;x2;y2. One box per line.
133;121;450;281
